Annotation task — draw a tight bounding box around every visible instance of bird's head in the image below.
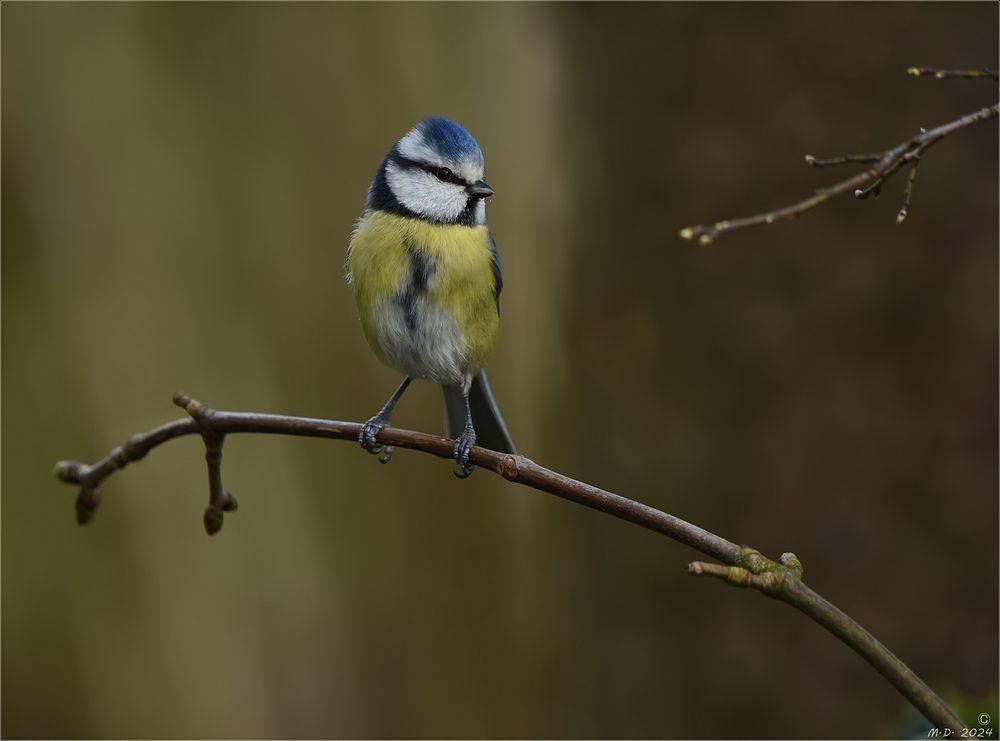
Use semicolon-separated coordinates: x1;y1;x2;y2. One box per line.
367;117;493;226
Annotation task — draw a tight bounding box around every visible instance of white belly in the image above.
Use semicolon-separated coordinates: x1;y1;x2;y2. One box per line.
368;296;468;385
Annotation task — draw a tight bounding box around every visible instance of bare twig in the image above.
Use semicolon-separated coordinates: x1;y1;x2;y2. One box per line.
804;153;882;167
679;67;999;245
55;391;967;734
897;164;919;225
907;66;999;82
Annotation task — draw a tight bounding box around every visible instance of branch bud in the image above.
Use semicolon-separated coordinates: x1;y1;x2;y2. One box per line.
203;505;225;536
779;552;804;577
221;491;238;512
54;460;86;484
76;488;101;525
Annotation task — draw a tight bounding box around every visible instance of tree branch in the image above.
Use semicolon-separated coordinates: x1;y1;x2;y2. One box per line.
687;554;963;734
55;391;967;734
679;67;999;245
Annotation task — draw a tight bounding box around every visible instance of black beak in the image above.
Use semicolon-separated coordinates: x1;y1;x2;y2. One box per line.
467;179;494;199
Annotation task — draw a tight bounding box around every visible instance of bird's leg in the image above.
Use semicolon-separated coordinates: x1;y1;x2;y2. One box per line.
359;377;412;463
453;387;477;479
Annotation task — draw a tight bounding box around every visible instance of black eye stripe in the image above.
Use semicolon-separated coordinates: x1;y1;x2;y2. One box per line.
427;164;465;185
389;151;472;188
391;153;469;186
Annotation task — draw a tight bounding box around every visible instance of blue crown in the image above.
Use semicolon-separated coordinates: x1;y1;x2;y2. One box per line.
418;117;483;162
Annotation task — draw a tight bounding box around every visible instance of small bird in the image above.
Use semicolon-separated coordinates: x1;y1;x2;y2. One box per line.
346;117;515;477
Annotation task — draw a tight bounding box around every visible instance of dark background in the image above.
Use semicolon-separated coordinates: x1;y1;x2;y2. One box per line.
3;3;997;738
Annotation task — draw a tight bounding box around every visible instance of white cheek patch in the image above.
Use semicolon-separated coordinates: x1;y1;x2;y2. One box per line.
386;160;468;222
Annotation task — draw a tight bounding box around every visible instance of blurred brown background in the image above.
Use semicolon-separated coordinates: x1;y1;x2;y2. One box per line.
3;3;997;738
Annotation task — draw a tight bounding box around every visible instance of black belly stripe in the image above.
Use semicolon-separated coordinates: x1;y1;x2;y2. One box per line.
399;241;434;332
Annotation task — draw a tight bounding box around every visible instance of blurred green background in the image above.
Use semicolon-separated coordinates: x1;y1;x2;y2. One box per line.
3;3;997;738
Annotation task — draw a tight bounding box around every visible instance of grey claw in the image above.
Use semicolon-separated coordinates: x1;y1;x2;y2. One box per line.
452;428;476;479
359;416;388;455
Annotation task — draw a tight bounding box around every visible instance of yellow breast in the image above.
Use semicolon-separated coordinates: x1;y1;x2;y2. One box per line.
347;210;500;381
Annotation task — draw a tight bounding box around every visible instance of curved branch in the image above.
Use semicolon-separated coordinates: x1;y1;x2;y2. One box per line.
679;67;999;244
55;392;967;734
688;555;961;734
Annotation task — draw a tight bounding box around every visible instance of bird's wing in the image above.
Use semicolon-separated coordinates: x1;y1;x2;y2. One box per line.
488;231;503;310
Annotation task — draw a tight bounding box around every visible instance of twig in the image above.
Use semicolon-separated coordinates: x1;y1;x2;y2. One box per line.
897;164;919;225
55;391;967;735
679;67;999;245
804;153;882;167
907;66;999;82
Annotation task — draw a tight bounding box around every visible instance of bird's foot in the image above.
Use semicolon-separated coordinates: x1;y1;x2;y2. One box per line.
452;425;476;479
359;414;390;456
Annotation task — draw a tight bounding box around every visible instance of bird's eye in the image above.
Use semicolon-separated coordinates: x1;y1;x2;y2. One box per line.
435;167;454;182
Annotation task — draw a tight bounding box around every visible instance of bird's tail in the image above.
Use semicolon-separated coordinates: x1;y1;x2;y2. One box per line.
442;371;515;454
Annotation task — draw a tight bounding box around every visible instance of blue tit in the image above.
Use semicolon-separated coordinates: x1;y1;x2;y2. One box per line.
346;116;515;477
